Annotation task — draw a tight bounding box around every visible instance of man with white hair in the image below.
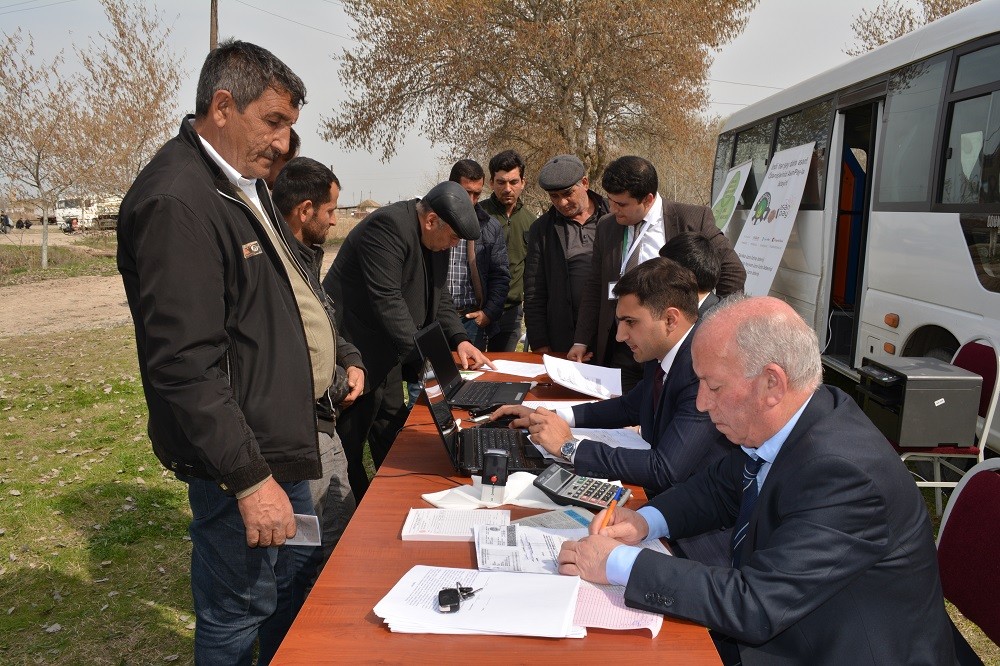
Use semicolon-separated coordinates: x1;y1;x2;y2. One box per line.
558;295;955;665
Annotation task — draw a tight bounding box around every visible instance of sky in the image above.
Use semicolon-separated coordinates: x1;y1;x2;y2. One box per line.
3;0;877;206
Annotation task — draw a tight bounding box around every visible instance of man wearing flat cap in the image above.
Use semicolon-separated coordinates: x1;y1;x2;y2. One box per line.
323;181;492;499
524;154;609;354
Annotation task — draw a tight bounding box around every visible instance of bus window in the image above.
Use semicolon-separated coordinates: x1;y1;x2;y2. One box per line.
775;99;834;208
877;54;948;205
942;43;1000;206
953;42;1000;93
942;92;1000;205
733;121;772;208
712;132;735;202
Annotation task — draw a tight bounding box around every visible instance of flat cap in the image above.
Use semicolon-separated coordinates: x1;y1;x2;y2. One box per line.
538;154;586;191
422;181;480;240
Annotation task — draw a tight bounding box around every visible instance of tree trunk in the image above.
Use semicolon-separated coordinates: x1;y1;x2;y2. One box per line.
41;203;49;269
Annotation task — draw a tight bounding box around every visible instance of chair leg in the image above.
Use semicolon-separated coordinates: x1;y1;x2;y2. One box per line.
933;460;943;516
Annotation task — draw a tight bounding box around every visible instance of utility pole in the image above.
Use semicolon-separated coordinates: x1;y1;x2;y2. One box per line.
210;0;218;51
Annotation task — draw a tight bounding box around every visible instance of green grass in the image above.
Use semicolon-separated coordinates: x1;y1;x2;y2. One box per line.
0;326;195;664
0;244;118;287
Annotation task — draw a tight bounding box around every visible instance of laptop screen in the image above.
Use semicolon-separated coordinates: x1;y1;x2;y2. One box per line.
420;358;461;468
414;321;463;396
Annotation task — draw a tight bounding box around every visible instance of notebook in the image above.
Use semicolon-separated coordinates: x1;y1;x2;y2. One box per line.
422;358;548;476
414;321;531;409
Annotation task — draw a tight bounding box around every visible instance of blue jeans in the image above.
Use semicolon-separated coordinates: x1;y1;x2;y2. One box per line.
305;431;356;582
183;475;315;665
462;316;487;351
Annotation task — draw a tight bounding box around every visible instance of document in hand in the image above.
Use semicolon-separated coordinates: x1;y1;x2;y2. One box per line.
373;565;585;638
401;508;509;541
542;355;622;399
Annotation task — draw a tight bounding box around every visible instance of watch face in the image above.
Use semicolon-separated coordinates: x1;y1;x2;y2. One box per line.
560;441;576;457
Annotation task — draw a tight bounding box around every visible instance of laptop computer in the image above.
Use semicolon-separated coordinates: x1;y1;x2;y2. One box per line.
414;321;531;409
421;358;548;476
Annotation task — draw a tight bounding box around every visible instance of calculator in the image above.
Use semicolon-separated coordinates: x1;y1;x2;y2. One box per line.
532;463;631;511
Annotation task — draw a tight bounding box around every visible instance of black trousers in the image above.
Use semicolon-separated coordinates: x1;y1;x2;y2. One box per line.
335;362;410;501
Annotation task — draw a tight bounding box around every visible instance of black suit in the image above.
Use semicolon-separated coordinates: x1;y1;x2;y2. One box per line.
625;386;955;665
571;325;731;566
574;201;745;391
698;292;721;317
323;200;467;497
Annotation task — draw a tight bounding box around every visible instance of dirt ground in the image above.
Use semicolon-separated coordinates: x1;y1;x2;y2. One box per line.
0;227;337;339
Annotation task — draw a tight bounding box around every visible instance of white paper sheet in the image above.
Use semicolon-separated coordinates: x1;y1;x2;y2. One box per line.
482;359;546;378
521;399;596;410
543;355;622;399
570;427;651;451
400;508;509;541
373;565;585;638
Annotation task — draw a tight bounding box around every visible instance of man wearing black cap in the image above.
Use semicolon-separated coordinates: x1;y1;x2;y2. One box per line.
323;181;492;499
524;154;609;353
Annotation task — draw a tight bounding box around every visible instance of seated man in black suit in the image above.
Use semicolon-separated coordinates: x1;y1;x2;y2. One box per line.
558;295;956;666
658;231;722;316
492;258;731;566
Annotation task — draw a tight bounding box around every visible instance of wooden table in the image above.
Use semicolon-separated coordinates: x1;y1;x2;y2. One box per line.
273;352;719;664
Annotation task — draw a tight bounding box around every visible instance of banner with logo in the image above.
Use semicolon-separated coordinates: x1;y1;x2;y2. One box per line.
711;160;752;232
733;142;815;295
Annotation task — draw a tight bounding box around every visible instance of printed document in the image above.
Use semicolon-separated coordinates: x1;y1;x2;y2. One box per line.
373;565;585;638
543;355;622;399
570;427;650;451
401;508;509;541
482;359;546;378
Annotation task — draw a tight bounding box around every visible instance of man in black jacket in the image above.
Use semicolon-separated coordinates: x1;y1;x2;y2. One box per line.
323;181;491;499
271;157;365;585
118;41;332;664
523;154;609;353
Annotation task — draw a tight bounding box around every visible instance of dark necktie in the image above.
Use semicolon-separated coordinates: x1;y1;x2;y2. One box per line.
651;365;666;412
731;453;766;568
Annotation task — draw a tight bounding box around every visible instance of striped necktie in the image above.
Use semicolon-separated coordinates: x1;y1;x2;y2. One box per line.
731;453;766;568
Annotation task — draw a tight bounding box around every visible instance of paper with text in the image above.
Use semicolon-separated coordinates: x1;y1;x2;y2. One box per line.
373;565;585;637
401;508;509;541
542;355;622;399
570;427;650;450
482;359;546;378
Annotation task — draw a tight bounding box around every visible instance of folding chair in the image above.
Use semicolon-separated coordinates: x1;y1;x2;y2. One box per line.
936;457;1000;659
897;338;999;514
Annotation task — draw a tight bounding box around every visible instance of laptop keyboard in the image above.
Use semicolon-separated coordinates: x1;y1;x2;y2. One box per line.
456;381;497;404
470;428;527;467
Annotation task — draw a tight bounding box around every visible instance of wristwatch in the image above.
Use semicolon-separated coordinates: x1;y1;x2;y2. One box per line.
559;440;578;462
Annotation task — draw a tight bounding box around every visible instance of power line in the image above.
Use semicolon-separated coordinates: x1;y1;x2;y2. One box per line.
0;0;45;10
0;0;77;16
708;77;784;91
230;0;354;41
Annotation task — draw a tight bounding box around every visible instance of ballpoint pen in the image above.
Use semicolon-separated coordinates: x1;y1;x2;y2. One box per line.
600;487;624;531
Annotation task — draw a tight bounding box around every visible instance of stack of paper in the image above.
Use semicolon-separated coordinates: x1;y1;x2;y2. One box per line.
400;508;509;541
373;565;586;638
471;523;666;637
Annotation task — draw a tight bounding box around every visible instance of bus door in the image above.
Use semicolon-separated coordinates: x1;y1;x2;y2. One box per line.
826;101;880;367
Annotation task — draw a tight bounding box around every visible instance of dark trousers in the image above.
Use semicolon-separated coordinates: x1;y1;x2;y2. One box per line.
486;304;523;352
335;362;410;501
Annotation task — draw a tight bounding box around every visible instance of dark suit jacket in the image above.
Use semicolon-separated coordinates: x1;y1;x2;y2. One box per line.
625;386;955;665
698;292;721;317
574;201;745;365
571;325;731;566
323;199;467;389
